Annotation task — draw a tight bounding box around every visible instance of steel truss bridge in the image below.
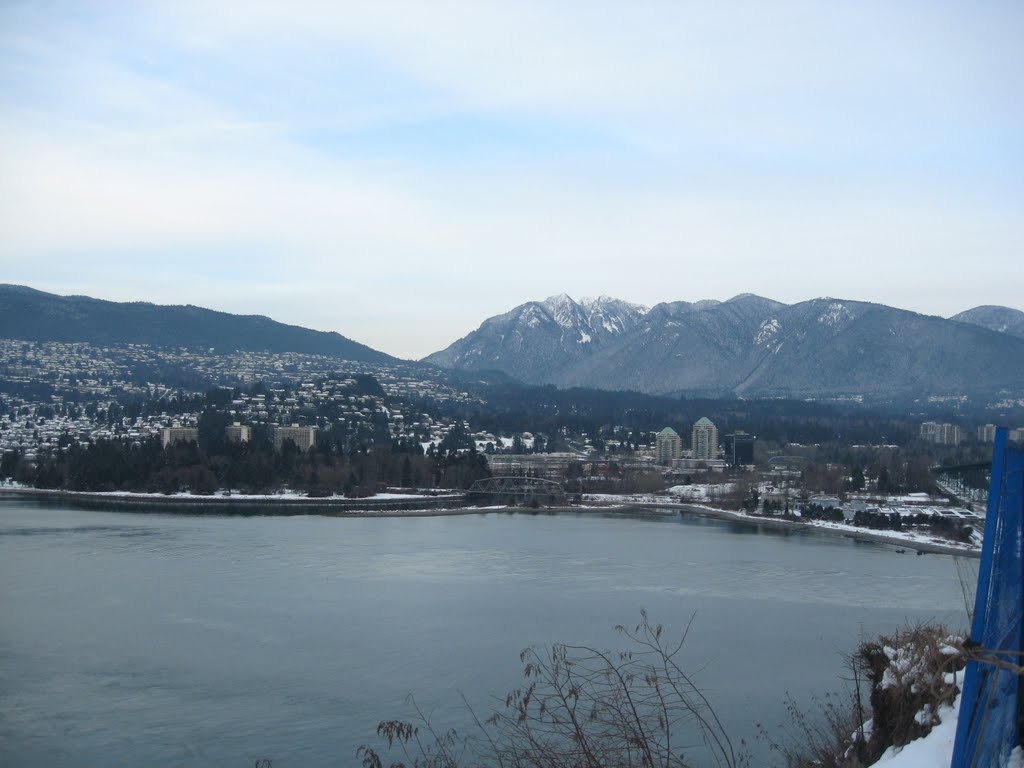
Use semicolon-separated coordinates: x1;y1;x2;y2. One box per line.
467;476;567;504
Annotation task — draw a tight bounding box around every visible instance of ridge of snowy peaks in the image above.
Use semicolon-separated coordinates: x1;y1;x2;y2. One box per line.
576;295;650;335
424;294;1024;401
420;294;650;378
529;294;649;340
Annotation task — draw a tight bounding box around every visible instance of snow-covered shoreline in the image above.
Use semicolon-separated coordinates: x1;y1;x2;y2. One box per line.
0;485;476;516
579;492;982;557
0;485;982;554
0;484;463;502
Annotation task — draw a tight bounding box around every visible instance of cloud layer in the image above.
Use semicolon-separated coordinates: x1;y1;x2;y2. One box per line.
1;1;1022;358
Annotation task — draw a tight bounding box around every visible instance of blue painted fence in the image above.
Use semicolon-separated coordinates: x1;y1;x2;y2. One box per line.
951;427;1024;767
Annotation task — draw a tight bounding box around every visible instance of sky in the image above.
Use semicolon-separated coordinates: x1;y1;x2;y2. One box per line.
1;1;1022;360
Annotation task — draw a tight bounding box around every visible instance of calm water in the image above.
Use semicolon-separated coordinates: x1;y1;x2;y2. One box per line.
0;498;970;767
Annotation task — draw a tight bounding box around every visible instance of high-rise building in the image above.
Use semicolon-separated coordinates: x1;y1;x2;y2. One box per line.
161;426;199;448
655;427;682;465
977;424;998;443
920;421;962;445
225;423;251;443
940;423;962;445
724;431;755;466
272;424;318;451
691;417;718;461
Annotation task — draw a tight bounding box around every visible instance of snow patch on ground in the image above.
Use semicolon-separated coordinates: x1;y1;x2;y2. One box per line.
2;486;461;502
805;519;979;551
818;302;854;327
580;493;667;504
755;318;781;345
667;483;737;501
870;695;959;766
71;488;315;500
371;492;459;500
579;494;981;553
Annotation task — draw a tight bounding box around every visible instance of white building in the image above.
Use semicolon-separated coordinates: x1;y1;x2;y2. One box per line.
272;424;317;451
225;423;251;443
161;426;199;448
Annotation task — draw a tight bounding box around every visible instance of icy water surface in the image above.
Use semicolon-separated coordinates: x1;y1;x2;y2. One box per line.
0;498;969;766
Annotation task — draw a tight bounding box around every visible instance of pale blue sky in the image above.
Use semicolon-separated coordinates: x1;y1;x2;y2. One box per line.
1;1;1022;358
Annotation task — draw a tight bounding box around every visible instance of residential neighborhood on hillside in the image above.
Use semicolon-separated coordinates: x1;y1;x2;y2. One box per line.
1;335;1018;533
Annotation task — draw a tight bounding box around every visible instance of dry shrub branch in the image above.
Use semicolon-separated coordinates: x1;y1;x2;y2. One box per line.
359;610;746;768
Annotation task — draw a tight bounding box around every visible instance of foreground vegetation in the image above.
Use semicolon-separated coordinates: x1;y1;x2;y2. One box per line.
358;612;746;768
348;616;967;768
766;623;965;767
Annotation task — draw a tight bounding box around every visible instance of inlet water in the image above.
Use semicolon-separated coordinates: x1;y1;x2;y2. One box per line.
0;499;969;766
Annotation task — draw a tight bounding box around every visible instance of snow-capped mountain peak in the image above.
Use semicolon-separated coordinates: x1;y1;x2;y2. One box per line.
579;295;650;314
423;293;1024;402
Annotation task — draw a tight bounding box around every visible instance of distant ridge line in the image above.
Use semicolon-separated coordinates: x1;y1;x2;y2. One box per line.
0;284;397;363
423;293;1024;401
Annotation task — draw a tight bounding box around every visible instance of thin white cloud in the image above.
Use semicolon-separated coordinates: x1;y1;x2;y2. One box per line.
0;1;1022;358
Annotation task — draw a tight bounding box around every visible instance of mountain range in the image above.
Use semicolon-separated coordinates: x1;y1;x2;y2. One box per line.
424;293;1024;401
2;284;1022;403
0;284;393;364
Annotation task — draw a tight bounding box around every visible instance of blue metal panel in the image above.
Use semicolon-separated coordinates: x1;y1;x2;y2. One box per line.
951;428;1024;767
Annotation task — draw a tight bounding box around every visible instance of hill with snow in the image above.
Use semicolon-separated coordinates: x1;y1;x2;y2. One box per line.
425;294;1024;402
950;305;1024;339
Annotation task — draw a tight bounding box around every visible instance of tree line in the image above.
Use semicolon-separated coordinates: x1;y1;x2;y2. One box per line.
6;435;490;497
